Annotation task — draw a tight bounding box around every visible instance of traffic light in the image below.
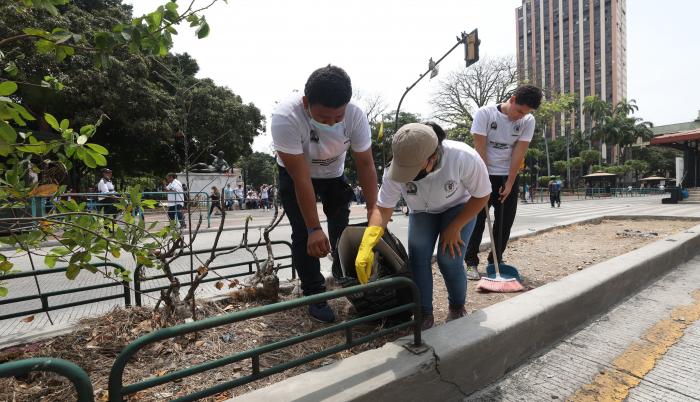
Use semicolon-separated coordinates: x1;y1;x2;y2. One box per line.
465;29;480;67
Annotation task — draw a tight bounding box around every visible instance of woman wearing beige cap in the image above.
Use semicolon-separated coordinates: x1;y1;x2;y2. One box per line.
355;122;491;330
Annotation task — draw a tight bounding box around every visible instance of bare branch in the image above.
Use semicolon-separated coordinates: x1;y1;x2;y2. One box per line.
430;56;518;127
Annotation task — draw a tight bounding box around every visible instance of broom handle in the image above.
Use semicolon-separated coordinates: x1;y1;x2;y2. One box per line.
484;205;501;276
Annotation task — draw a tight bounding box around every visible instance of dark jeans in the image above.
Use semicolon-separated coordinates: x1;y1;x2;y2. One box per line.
465;175;519;266
168;204;186;227
209;198;222;215
278;166;353;296
550;191;561;207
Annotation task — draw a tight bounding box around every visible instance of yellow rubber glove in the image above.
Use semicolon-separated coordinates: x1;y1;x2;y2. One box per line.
355;226;384;284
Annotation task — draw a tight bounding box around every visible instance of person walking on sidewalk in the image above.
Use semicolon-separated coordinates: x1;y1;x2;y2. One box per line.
209;186;223;216
271;65;378;323
464;84;543;280
548;178;561;207
164;173;186;229
354;123;490;330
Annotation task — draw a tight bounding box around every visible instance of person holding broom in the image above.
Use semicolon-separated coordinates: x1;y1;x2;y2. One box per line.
464;84;543;280
354;122;491;330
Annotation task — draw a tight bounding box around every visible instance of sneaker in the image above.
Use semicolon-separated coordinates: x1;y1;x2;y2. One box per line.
308;302;335;323
420;313;434;330
466;265;481;281
446;305;467;322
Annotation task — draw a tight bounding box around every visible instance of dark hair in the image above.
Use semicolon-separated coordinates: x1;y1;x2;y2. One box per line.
304;65;352;108
512;84;543;109
424;122;446;144
167;173;177;179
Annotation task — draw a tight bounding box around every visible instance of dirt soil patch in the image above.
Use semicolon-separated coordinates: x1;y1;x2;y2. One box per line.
0;218;696;401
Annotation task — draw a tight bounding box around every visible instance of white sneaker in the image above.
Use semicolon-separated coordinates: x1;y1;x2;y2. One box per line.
466;264;481;281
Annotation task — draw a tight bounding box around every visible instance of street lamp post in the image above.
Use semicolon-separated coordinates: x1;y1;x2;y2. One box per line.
382;29;480;168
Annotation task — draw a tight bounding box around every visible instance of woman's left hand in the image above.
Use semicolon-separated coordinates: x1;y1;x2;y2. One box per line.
440;223;464;259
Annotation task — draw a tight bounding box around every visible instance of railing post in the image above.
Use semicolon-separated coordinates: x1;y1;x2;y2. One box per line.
0;358;94;402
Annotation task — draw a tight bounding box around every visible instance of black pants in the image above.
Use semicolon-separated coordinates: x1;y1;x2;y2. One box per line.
550;191;561;207
465;175;519;266
278;167;353;296
210;198;222;214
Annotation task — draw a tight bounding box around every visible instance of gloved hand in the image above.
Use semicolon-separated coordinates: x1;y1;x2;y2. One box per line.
354;226;384;284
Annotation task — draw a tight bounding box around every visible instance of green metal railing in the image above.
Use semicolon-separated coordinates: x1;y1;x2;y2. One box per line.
0;262;130;321
0;357;94;402
108;277;421;402
37;191;211;228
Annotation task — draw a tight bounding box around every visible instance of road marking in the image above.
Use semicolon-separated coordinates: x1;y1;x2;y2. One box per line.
570;289;700;402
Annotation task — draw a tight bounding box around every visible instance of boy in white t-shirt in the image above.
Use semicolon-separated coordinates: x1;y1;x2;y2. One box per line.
464;85;543;279
271;65;378;323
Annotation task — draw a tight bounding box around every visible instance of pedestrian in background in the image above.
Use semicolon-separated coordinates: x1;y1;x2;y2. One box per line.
209;186;223;215
164;173;186;229
224;183;235;210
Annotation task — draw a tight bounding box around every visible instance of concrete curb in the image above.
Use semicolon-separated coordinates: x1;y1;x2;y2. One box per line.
232;221;700;402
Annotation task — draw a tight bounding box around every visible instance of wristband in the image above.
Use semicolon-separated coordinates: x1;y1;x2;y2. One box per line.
306;226;322;235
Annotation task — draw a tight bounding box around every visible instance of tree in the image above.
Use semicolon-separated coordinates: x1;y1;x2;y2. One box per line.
353;90;387;124
580;149;602;174
430;56;517;127
0;0;263;319
630;146;679;177
1;2;263;180
591;99;654;165
239;152;276;190
532;92;577;180
553;160;568;176
625;159;650;184
582;95;609;150
569;156;584;186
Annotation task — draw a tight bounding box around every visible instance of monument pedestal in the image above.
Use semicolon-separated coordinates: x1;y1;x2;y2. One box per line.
179;169;242;196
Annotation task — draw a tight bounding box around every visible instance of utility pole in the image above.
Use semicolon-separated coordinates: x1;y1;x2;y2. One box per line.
382;29;480;168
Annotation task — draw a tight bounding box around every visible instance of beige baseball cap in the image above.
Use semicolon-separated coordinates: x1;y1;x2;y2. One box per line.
387;123;438;182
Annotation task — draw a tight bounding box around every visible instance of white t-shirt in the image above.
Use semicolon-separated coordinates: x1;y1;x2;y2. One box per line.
471;104;535;175
97;178;115;201
271;95;372;179
166;178;184;206
377;140;491;214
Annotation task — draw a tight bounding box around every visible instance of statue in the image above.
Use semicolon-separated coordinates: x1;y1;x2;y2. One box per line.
190;151;230;173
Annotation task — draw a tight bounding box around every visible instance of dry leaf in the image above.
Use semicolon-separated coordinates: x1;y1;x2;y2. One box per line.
28;184;58;197
215;281;224;290
197;266;208;276
21;315;35;323
214;393;230;402
223;304;235;312
195;340;205;348
156;370;168;377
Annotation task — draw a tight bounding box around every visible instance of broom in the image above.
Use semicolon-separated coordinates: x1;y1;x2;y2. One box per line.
476;204;524;293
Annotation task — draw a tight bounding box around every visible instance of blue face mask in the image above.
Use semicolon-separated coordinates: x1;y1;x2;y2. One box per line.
308;108;345;136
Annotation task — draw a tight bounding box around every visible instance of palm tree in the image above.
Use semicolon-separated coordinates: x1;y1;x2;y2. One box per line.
582;95;610;151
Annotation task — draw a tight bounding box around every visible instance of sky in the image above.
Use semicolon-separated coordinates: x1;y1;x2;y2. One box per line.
126;0;700;154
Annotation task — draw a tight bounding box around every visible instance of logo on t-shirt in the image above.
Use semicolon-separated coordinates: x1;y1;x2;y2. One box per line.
406;182;417;195
512;124;521;136
490;121;498;130
444;180;457;198
489;140;510;150
309;129;319;143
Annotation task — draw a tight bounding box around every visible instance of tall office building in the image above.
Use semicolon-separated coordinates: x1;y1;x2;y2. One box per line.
515;0;627;135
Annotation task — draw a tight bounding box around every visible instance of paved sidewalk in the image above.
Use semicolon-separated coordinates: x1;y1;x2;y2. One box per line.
466;254;700;401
